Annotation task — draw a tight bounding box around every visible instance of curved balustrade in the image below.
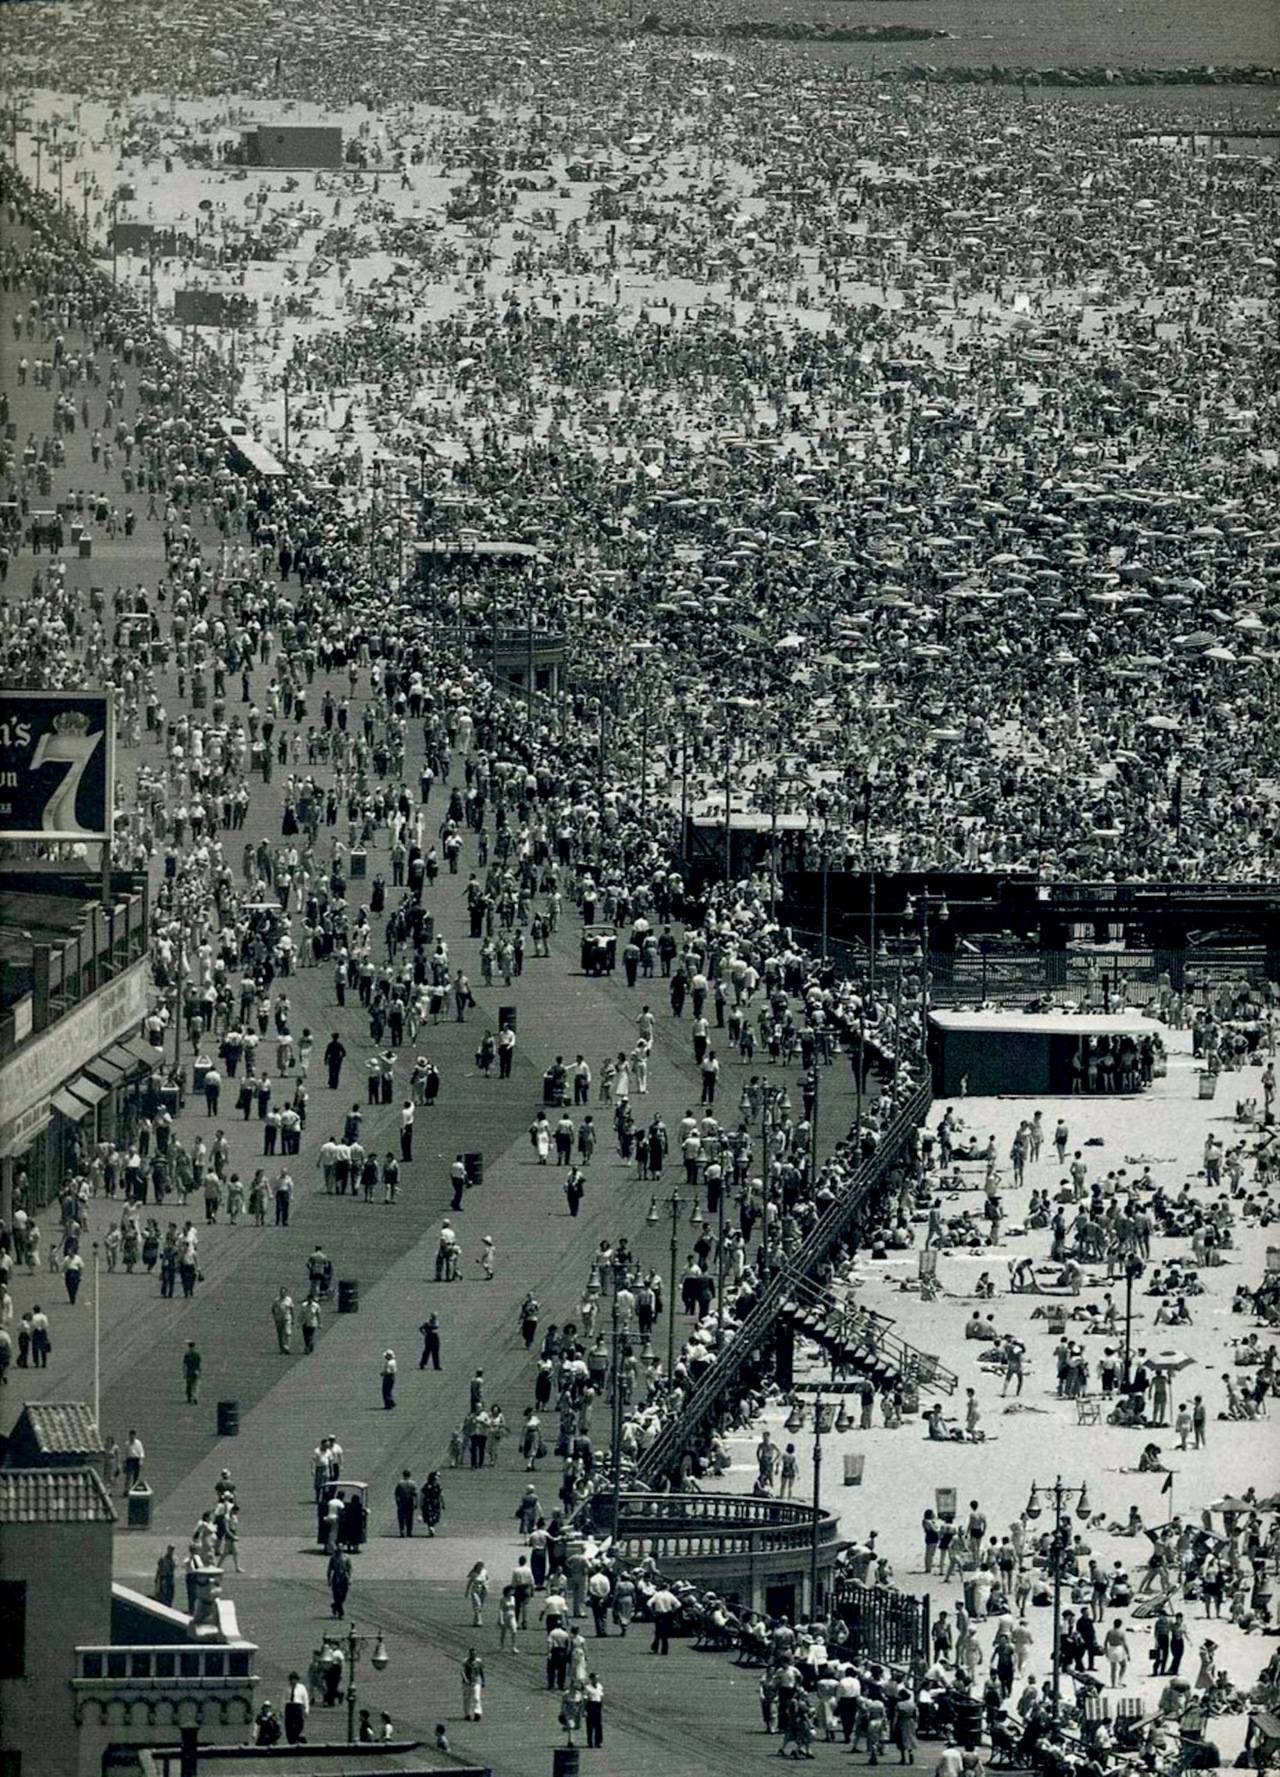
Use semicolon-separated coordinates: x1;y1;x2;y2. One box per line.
617;1492;820;1530
594;1491;840;1569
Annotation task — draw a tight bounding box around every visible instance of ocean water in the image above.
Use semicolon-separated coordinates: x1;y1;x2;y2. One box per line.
691;0;1280;70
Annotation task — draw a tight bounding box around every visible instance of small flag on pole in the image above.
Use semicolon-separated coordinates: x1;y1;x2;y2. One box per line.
1161;1472;1173;1496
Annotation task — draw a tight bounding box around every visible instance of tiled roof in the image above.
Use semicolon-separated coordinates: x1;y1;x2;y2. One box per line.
8;1401;104;1459
0;1467;116;1524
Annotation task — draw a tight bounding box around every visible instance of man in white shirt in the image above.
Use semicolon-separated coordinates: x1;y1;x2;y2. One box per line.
284;1672;310;1743
936;1741;964;1777
836;1666;862;1743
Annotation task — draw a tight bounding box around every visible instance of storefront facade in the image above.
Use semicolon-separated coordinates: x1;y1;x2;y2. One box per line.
0;888;153;1217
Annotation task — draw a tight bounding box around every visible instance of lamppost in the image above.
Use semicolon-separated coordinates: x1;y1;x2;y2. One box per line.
758;1081;784;1284
713;1157;728;1345
1024;1478;1090;1724
905;885;949;1020
766;756;802;922
810;1394;832;1615
1121;1252;1145;1389
650;1188;687;1380
343;1624;389;1743
632;642;658;820
608;1255;628;1540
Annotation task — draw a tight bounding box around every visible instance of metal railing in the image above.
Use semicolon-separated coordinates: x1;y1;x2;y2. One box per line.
588;1490;841;1564
780;1273;957;1395
924;947;1273;1008
637;1079;932;1484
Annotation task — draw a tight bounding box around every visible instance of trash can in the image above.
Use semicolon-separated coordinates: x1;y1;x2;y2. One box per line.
337;1279;359;1314
464;1152;483;1190
191;679;207;710
216;1400;240;1437
79;535;92;559
542;1070;558;1105
1198;1073;1217;1100
192;1063;208;1094
350;849;367;880
843;1453;865;1487
552;1751;581;1777
126;1484;153;1529
499;1005;517;1033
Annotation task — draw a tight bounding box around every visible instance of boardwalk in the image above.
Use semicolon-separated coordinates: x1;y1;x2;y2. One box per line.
0;256;868;1773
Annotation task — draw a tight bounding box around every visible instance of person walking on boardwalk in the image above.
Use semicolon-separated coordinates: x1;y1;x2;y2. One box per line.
420;1471;444;1535
419;1312;442;1369
271;1287;294;1354
394;1470;416;1537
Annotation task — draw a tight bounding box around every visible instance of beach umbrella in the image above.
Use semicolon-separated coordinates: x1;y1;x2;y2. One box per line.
1149;1350;1195;1372
1207;1496;1252;1514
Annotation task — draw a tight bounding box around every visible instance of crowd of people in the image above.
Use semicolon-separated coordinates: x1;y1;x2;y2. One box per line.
1;0;1278;1765
5;0;1278;883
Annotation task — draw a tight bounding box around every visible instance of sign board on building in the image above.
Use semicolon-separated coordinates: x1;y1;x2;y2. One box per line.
0;691;114;842
0;957;148;1155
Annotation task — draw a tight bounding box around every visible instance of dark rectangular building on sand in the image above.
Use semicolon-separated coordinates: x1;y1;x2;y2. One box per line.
928;1009;1164;1097
240;124;343;169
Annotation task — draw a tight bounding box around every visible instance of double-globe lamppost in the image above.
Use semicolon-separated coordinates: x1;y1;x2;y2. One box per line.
647;1188;693;1382
342;1624;389;1743
1024;1478;1091;1725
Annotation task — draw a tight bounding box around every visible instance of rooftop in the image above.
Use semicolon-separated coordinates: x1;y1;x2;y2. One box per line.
0;1466;117;1524
928;1008;1165;1037
3;1400;105;1463
140;1746;487;1776
0;886;94;1007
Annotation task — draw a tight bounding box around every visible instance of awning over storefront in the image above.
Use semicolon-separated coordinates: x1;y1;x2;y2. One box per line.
51;1075;110;1118
109;1035;160;1072
51;1085;95;1120
83;1052;130;1088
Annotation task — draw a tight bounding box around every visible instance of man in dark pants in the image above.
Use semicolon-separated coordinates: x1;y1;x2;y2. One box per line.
284;1673;309;1744
394;1469;416;1537
545;1624;570;1690
324;1033;345;1090
585;1674;605;1747
182;1341;202;1404
649;1586;679;1655
419;1314;441;1370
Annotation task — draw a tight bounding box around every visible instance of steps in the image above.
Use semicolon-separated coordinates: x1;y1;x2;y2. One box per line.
779;1276;957;1397
636;1081;934;1483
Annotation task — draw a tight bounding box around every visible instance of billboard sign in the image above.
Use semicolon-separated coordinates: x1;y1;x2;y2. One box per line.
0;690;114;842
